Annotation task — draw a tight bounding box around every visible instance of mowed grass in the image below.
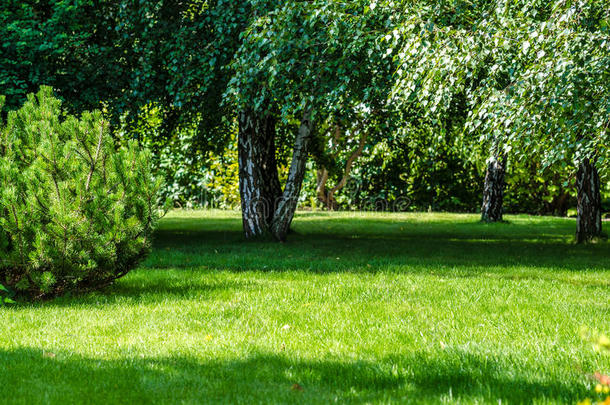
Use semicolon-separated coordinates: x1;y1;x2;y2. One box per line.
1;210;609;404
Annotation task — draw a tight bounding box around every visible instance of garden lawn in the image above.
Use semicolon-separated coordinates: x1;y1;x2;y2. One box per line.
1;210;609;404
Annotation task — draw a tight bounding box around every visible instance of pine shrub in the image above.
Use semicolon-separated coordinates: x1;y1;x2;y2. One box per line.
0;87;163;299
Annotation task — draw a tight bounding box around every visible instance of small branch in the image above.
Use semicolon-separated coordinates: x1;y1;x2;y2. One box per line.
328;128;368;202
86;123;105;192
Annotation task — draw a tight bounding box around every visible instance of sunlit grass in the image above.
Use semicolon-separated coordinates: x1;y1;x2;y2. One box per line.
1;210;609;404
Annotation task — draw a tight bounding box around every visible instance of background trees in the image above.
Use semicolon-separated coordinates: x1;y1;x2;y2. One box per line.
470;0;610;241
390;0;609;239
0;0;608;242
0;0;128;113
228;0;397;240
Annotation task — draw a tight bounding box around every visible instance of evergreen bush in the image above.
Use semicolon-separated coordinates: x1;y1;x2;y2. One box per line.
0;87;163;299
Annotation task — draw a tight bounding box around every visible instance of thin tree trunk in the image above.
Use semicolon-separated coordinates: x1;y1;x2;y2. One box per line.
327;130;368;208
238;110;282;238
481;154;507;222
270;110;313;241
315;124;368;211
316;168;334;209
575;158;602;243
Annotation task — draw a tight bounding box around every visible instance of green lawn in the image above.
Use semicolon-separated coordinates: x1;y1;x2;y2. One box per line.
1;210;609;404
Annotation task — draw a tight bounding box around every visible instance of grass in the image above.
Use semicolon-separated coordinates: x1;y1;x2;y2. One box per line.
1;210;609;404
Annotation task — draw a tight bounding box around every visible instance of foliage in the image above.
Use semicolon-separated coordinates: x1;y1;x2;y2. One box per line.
0;0;241;147
2;0;608;222
0;87;163;299
340;123;484;212
0;0;129;113
579;330;610;405
205;134;241;209
227;0;395;117
504;160;576;216
122;105;241;209
390;0;610;174
303;125;580;214
0;283;15;306
473;0;610;170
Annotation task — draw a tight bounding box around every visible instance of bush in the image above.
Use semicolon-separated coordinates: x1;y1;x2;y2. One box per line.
0;87;163;299
121;105;241;209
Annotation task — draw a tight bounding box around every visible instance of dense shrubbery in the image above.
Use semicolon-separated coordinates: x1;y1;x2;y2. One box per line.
504;161;576;216
0;88;163;299
143;122;608;215
124;106;241;209
337;135;484;213
129;105;604;214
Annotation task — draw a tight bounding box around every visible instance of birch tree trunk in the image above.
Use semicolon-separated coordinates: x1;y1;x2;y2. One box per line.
238;110;282;238
270;111;313;241
575;158;602;243
481;154;507;222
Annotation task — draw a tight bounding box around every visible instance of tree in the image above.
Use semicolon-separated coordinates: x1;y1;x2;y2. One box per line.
481;152;507;222
228;0;396;240
0;0;244;148
469;0;610;241
0;0;251;212
389;0;514;222
313;113;370;211
0;0;127;113
390;0;609;237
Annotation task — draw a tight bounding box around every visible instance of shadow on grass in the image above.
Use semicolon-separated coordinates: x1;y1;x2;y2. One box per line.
21;270;258;308
0;347;587;404
144;215;609;274
9;214;605;308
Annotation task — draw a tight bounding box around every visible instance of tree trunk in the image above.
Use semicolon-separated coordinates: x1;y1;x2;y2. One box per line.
326;129;368;209
315;124;368;211
481;154;507;222
270;111;313;241
575;159;602;243
316;168;337;210
238;110;282;238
